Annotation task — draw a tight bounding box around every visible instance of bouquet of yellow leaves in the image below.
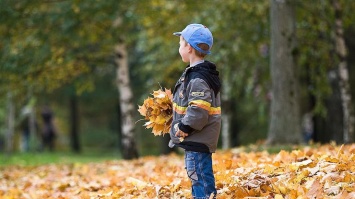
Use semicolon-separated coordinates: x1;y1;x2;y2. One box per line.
138;89;173;136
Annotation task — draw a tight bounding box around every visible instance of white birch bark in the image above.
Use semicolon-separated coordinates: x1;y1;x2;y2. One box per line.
115;44;139;159
333;0;355;143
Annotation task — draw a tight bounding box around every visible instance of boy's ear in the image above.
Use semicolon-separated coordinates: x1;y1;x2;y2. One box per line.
187;44;193;53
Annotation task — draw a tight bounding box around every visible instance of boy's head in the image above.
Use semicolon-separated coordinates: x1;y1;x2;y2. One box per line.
173;24;213;57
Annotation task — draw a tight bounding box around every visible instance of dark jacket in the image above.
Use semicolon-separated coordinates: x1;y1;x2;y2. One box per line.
169;61;221;153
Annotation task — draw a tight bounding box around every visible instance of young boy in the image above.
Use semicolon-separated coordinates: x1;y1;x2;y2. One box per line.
169;24;221;199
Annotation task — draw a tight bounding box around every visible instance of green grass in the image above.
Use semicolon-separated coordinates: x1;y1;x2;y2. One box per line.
0;144;317;167
0;150;121;167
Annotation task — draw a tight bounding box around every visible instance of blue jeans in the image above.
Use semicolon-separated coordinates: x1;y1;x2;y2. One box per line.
185;151;217;199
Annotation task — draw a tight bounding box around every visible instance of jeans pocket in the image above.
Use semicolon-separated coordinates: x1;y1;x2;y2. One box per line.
185;152;198;181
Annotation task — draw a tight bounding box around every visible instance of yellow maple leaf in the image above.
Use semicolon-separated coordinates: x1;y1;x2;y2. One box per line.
137;105;147;116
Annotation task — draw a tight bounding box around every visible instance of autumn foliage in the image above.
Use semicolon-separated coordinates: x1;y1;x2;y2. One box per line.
138;89;173;136
1;143;355;198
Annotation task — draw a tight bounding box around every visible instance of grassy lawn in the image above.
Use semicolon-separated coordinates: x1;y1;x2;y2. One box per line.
0;150;121;166
0;144;309;167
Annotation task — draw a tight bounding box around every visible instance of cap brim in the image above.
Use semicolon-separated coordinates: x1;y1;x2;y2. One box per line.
173;32;182;36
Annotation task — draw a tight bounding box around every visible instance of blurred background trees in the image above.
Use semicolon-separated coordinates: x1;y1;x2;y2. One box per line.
0;0;354;159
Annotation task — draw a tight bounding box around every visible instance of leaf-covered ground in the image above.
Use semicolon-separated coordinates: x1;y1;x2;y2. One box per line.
1;144;355;199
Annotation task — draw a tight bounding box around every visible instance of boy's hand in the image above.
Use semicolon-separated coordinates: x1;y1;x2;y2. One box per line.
174;123;188;138
175;129;188;138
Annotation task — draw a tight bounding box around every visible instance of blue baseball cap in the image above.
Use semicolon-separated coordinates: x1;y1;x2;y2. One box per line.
173;24;213;55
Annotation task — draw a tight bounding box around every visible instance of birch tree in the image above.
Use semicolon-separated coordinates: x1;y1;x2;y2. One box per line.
115;44;139;159
332;0;355;143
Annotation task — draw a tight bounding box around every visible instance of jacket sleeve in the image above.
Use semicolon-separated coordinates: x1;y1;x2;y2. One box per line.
179;78;212;133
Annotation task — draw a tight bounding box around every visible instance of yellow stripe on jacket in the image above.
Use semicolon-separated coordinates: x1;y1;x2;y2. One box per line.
173;103;187;114
189;100;211;111
173;101;221;115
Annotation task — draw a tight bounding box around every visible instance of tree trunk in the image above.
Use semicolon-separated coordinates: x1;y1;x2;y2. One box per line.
333;0;355;143
344;28;355;144
115;44;139;159
221;78;232;149
5;92;15;155
323;69;343;143
267;0;302;144
70;95;81;153
28;97;37;152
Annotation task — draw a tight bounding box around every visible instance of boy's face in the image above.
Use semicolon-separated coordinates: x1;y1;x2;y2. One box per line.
179;36;190;63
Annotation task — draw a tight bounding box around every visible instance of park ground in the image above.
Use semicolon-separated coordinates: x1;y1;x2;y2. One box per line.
1;143;355;199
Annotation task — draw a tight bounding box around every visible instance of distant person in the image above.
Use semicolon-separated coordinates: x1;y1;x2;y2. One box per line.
168;24;221;199
19;106;37;152
302;112;314;143
40;105;56;151
20;114;30;152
